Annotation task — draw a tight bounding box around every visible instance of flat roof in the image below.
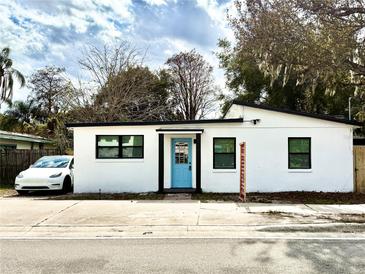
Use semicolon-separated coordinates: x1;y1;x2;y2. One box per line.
0;130;52;143
66;118;244;128
231;101;362;126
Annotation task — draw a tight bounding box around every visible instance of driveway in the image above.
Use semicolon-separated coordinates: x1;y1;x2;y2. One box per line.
1;197;365;239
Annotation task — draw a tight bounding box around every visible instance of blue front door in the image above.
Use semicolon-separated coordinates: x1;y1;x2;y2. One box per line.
171;138;192;188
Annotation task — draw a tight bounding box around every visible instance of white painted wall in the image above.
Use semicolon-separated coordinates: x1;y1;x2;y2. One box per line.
73;126;159;193
72;104;355;193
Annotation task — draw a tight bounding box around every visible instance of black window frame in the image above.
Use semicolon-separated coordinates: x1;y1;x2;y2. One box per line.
288;137;311;169
96;135;144;159
213;137;236;169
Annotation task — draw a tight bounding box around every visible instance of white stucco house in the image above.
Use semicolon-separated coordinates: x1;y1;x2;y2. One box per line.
66;101;361;193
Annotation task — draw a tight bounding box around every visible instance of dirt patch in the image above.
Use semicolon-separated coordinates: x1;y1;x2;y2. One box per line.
192;193;241;202
4;190;365;203
319;213;365;223
164;193;192;200
249;192;365;204
259;223;365;233
192;192;365;204
260;211;365;223
48;192;165;200
0;185;17;197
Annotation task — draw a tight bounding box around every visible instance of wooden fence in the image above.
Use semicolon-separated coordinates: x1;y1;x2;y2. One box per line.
0;149;59;185
354;146;365;193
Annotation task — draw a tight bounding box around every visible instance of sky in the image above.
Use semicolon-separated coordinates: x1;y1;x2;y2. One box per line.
0;0;235;108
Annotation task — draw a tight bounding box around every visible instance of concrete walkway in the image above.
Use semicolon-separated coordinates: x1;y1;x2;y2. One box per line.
1;199;365;239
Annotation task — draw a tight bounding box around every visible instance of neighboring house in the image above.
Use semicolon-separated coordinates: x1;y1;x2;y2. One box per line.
0;130;53;151
66;101;361;193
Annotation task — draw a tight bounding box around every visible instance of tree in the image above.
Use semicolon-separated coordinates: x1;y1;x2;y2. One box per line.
79;41;142;88
0;47;25;107
5;99;36;124
217;39;308;114
229;0;365;90
222;0;365;133
0;100;46;136
70;42;175;122
26;66;74;152
0;113;19;131
165;50;217;120
28;66;72;122
72;66;175;122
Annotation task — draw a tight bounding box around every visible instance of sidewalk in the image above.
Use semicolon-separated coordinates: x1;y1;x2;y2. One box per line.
1;199;365;239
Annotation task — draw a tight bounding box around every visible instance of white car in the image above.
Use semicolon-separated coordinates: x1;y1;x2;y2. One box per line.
15;155;74;195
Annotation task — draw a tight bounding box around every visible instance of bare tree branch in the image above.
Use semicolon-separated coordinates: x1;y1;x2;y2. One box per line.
166;50;217;120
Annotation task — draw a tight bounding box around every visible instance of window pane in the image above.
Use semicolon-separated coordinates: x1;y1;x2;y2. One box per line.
289;154;310;169
175;142;188;164
214;154;235;169
98;136;119;147
122;147;143;158
289;139;310;153
122;136;143;146
98;147;119;158
214;139;235;153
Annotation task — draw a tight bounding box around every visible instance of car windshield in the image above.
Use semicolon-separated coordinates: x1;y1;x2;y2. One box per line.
32;156;70;168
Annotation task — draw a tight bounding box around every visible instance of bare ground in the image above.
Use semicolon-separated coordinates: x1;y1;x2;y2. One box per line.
1;184;364;204
193;192;365;204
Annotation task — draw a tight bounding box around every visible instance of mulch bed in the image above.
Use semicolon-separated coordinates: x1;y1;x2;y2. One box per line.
48;192;165;200
192;192;365;204
1;184;364;204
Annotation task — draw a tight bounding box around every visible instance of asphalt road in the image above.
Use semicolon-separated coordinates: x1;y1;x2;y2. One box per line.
1;238;364;274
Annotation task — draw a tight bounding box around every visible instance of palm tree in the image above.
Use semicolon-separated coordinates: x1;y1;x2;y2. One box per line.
5;99;36;124
0;47;25;106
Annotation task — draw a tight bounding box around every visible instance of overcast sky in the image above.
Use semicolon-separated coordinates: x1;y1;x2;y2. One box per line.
0;0;235;105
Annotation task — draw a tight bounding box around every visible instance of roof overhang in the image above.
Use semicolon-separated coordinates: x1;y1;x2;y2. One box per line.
66;118;243;128
0;131;52;144
230;100;363;127
156;128;204;134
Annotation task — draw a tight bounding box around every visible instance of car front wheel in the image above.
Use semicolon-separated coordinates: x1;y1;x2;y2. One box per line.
16;190;28;195
62;176;72;194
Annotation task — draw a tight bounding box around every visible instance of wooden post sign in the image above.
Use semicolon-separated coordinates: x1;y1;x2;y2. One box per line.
239;142;247;202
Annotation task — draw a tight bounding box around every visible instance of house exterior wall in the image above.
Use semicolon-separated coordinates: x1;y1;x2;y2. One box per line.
0;139;54;150
72;105;354;193
73;126;159;193
0;139;31;149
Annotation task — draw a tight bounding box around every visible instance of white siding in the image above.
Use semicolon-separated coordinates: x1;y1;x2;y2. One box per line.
73;104;355;193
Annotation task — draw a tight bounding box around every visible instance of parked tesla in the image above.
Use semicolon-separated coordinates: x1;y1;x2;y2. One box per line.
15;155;74;195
